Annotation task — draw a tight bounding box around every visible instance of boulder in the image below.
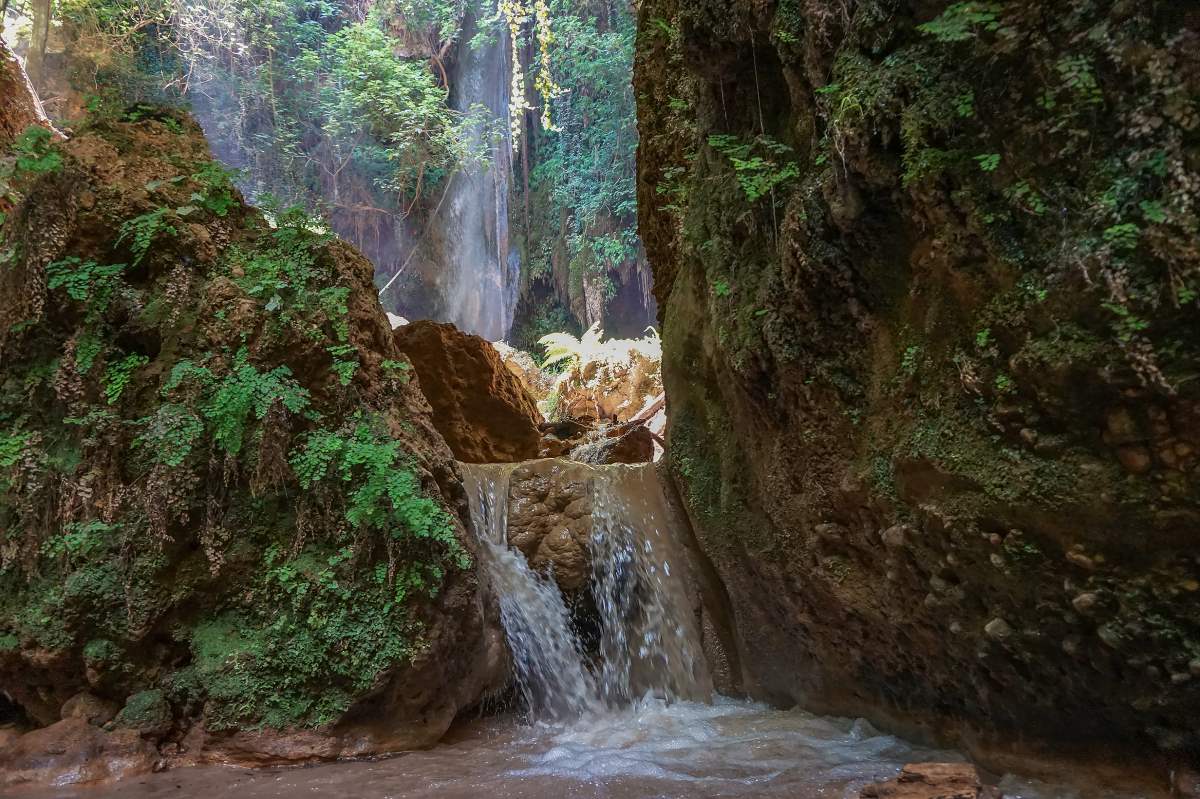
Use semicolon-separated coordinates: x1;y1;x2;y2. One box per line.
0;718;159;789
860;763;1003;799
571;425;655;464
395;321;542;463
507;460;593;592
60;692;118;726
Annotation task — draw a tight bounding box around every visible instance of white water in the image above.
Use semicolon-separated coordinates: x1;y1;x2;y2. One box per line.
436;14;520;340
461;460;709;719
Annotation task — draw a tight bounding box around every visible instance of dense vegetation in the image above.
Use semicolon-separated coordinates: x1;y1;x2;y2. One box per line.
2;0;650;343
0;106;475;731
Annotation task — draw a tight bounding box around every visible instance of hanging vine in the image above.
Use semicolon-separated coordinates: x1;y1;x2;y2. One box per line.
498;0;560;150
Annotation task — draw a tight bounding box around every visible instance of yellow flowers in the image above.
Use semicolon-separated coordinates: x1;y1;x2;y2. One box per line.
498;0;560;150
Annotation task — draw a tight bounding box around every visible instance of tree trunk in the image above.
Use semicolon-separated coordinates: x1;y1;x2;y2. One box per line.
25;0;52;90
0;38;56;150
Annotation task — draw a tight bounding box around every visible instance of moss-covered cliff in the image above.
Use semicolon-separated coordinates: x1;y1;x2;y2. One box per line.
636;0;1200;765
0;106;503;770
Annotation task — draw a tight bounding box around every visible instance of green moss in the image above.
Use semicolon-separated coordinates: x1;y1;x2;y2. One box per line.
113;689;170;731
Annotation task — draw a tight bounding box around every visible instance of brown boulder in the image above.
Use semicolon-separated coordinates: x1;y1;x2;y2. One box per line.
861;763;1003;799
60;692;119;726
0;717;159;789
507;460;595;592
394;321;541;463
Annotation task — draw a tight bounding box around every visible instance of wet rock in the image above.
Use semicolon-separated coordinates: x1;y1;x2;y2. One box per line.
61;692;118;726
506;460;594;592
0;718;159;789
860;762;1002;798
571;424;655;464
394;321;541;463
1173;767;1200;798
881;524;909;549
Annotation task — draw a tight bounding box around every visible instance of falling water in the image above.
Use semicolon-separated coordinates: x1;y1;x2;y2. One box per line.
463;463;597;719
460;460;710;720
437;14;521;340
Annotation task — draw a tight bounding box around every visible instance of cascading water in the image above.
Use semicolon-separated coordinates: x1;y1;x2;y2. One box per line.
461;460;710;720
436;13;520;341
463;463;597;720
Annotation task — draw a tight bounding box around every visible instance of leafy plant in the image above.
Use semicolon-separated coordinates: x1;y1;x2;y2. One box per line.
131;404;205;466
117;208;177;265
707;134;800;202
190;161;239;217
539;321;604;370
327;344;359;386
917;2;1003;42
104;354;149;404
46;257;127;313
974;153;1001;172
12;126;62;175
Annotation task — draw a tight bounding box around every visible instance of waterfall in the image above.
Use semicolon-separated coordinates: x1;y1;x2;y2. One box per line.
437;13;520;341
461;460;711;721
463;463;598;720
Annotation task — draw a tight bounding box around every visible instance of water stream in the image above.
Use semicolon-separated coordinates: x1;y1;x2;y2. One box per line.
24;461;1163;799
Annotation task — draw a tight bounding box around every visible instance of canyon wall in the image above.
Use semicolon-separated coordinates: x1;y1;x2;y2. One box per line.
0;101;505;784
635;0;1200;766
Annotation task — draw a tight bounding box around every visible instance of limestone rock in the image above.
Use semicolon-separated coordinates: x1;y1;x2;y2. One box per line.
60;692;118;726
0;718;159;789
506;460;593;592
394;320;542;462
860;762;1002;799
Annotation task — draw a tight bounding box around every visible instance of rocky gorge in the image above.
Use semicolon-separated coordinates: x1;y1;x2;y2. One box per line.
1;1;1199;797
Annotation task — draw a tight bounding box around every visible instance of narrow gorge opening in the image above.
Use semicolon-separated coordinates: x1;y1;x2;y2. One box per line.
2;1;1199;798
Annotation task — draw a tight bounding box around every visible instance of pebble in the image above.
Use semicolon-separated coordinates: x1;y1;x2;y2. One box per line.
1062;636;1081;656
881;524;908;549
990;553;1005;569
984;618;1013;641
1071;592;1100;615
1097;624;1123;649
1065;551;1096;571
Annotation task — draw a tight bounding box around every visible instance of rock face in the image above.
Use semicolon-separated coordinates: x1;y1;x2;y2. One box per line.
395;320;542;463
0;718;160;790
636;0;1199;769
506;460;595;593
0;39;55;150
860;763;1002;799
0;105;506;782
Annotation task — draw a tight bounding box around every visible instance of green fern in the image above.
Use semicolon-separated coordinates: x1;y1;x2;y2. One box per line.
104;354;149;405
117;208;177;266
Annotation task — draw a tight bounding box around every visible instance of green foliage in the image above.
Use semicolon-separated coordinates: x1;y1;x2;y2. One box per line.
12;126;63;175
707;134;800;202
103;354;148;404
538;322;603;370
131;404;204;466
46;257;127;313
190;161;239;217
974;153;1001;172
117;208;177;265
41;521;119;563
0;427;28;468
167;349;311;456
327;344;359;386
290;419;468;586
1103;222;1140;252
917;2;1003;42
